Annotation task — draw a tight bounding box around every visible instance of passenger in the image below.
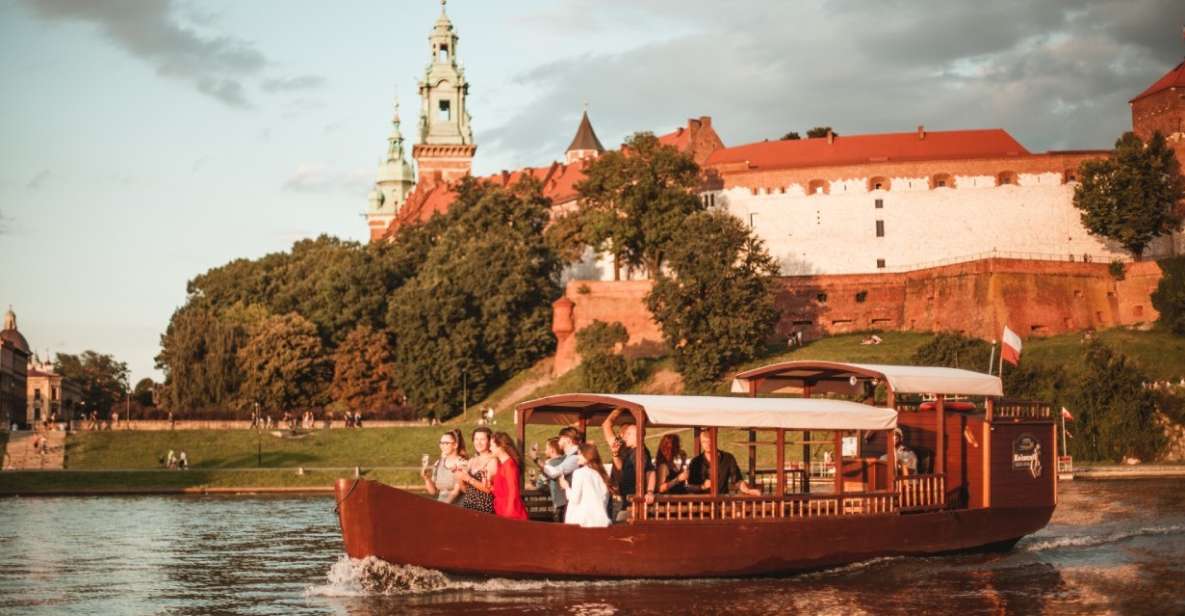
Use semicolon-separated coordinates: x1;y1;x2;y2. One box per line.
489;432;529;520
558;443;612;528
686;430;761;496
887;429;919;476
532;430;581;521
655;433;689;495
423;429;467;505
602;408;656;521
454;427;496;513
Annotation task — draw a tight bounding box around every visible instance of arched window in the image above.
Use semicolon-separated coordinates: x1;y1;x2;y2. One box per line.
868;177;891;192
930;173;955;189
1062;169;1078;184
996;171;1018;186
807;179;828;195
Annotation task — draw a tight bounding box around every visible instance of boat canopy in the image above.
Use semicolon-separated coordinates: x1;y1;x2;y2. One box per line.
730;361;1003;397
518;393;897;431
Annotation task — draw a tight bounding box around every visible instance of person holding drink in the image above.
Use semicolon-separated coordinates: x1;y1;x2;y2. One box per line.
422;429;467;505
655;433;689;495
454;427;497;513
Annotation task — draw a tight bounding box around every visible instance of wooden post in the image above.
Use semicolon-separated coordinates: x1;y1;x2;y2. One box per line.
886;388;896;410
576;414;587;441
709;427;719;498
517;408;531;491
747;429;757;485
935;395;946;476
833;430;843;495
887;427;897;493
693;426;701;456
775;429;786;496
803;381;813;494
634;409;646;515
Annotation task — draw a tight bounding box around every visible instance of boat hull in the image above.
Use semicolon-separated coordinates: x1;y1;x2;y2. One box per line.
335;479;1054;579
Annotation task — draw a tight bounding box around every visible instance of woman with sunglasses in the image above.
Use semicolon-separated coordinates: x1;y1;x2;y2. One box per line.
423;429;467;505
454;427;497;513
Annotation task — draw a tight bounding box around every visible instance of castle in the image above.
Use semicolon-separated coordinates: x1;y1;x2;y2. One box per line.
365;5;1185;374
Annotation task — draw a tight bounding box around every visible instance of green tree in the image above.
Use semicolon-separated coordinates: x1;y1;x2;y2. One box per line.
806;126;836;138
911;332;993;372
576;320;639;392
1074;132;1185;258
646;210;780;391
1071;341;1164;461
238;312;332;412
54;351;129;417
555;132;705;277
132;378;157;407
1151;256;1185;334
781;131;802;140
388;176;562;419
331;325;401;413
155;305;257;412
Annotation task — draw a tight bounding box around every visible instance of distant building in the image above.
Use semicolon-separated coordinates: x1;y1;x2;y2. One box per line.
0;307;30;429
26;356;81;427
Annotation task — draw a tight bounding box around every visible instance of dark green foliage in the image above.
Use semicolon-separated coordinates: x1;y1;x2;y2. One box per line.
646;210;780;391
910;332;993;372
132;378;156;407
1108;260;1126;281
806;126;837;138
387;176;562;419
53;351;129;417
1153;389;1185;427
781;132;801;140
1002;362;1069;408
576;320;639;392
554;132;705;276
1070;341;1164;461
155;305;253;412
1152;256;1185;334
237;313;332;413
1073;132;1185;258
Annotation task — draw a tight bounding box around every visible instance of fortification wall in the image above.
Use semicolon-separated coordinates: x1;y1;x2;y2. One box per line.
550;259;1164;375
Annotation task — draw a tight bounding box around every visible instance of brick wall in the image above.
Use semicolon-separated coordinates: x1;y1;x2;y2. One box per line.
551;258;1165;375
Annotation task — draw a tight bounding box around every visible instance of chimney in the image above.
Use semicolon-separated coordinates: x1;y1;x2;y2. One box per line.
917;125;926;140
699;116;712;128
826;129;834;144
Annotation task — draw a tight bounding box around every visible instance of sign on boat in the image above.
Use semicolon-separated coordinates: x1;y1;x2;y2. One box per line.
334;361;1058;578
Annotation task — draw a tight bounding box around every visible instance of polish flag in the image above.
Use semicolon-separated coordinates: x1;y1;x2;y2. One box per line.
1061;407;1074;421
1001;326;1022;365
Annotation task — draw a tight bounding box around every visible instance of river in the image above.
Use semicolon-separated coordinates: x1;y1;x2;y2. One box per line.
0;479;1181;615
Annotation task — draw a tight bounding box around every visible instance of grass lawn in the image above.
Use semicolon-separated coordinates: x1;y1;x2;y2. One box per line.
1024;328;1185;381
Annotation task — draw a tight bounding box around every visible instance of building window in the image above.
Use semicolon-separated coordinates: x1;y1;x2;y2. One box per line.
438;45;449;62
438;99;451;121
997;171;1017;186
874;198;883;209
876;259;886;269
931;173;954;189
868;177;890;192
808;179;828;195
1063;169;1078;184
875;220;885;237
816;293;828;304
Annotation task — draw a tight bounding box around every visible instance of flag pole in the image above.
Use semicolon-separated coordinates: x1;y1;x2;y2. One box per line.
1061;412;1068;455
987;342;997;376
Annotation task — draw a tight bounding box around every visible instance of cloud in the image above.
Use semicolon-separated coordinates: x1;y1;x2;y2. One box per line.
261;75;327;93
282;163;372;195
18;0;323;109
26;169;51;190
479;0;1181;168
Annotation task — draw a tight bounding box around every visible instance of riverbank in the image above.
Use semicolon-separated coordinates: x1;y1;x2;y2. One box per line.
1073;464;1185;480
0;468;423;496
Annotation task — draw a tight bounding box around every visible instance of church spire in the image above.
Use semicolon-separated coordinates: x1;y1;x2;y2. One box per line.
387;98;407;163
417;0;473;146
565;108;605;164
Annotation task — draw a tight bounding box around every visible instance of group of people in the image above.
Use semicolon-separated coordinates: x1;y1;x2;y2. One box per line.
161;449;189;469
420;410;769;527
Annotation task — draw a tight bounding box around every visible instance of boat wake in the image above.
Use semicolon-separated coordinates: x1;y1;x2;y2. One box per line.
1023;524;1185;553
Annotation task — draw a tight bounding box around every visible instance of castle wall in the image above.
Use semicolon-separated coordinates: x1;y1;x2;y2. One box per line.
550;259;1165;375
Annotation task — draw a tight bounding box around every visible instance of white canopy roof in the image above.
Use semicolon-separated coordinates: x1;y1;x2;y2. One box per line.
520;393;897;431
730;361;1003;397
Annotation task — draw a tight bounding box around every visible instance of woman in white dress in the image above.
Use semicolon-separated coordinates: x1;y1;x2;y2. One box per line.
559;443;613;528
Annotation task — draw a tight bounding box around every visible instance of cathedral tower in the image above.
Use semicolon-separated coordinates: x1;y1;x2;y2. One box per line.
366;99;416;237
413;0;476;186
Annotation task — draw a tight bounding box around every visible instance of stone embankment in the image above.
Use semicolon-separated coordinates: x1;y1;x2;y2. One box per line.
2;431;65;470
1075;465;1185;479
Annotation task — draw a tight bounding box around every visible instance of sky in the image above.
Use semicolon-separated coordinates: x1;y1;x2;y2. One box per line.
0;0;1181;383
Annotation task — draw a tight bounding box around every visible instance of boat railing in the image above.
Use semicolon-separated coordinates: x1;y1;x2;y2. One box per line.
993;400;1052;421
635;490;898;522
896;473;946;512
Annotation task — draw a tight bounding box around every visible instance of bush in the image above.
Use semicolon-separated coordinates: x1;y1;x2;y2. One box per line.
1070;341;1165;461
910;332;993;372
576;321;640;392
1108;260;1126;281
1152;256;1185;334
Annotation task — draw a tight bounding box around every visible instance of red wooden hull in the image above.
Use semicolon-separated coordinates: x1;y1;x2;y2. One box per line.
334;479;1054;579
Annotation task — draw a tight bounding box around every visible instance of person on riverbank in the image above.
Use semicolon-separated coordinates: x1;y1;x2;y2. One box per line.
178;451;188;470
489;432;528;521
532;427;582;521
166;449;177;469
454;427;496;514
423;429;466;505
559;443;612;528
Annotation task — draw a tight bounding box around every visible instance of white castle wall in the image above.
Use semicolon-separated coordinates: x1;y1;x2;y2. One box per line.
720;173;1174;275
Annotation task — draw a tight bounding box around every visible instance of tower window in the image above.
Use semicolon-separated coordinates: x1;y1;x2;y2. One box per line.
438;99;451;121
439;45;449;62
876;259;886;269
874;198;883;209
875;220;885;237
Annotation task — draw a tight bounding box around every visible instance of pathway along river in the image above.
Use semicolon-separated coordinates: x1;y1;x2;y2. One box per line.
1;479;1182;615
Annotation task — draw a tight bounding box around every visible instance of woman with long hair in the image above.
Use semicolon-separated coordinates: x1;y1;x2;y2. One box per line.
454;427;496;513
422;429;467;504
655;433;689;495
489;431;529;520
558;442;612;528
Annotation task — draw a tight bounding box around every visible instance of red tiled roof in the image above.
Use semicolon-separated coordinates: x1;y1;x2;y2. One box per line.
27;369;55;378
705;129;1030;172
1131;59;1185;103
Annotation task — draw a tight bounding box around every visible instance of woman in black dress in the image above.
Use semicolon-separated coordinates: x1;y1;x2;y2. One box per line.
454;426;496;513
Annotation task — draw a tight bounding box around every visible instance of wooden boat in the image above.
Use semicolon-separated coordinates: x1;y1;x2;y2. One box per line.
335;361;1058;578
